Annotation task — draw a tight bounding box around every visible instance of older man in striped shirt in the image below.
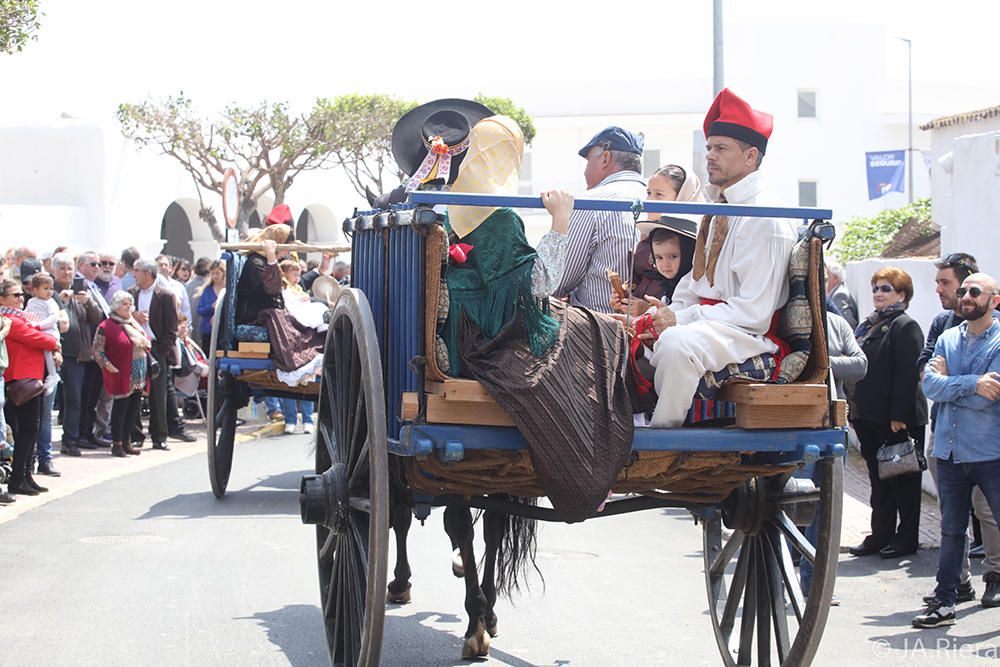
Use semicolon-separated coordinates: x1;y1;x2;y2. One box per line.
554;127;647;313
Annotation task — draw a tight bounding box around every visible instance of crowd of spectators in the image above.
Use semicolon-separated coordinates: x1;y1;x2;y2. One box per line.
0;244;351;504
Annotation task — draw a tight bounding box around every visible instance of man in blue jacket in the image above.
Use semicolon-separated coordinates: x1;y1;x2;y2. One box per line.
914;273;1000;628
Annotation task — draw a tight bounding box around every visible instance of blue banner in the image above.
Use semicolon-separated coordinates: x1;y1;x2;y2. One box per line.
865;150;906;200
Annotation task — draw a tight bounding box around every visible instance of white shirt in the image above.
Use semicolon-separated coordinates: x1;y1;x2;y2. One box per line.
137;285;156;341
669;170;797;335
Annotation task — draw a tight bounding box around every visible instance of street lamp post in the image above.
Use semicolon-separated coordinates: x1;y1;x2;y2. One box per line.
899;37;913;203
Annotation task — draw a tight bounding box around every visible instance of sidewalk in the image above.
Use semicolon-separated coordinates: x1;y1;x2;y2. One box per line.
0;408;287;526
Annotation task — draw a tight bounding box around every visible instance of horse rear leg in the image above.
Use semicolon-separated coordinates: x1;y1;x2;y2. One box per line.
386;502;413;604
444;506;490;659
480;510;503;638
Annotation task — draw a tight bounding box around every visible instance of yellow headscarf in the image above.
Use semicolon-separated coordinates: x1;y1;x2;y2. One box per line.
448;115;524;239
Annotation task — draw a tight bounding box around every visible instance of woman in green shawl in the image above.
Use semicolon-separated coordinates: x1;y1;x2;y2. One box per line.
442;115;634;522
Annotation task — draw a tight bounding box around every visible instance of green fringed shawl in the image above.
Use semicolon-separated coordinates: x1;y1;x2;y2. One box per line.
443;208;561;376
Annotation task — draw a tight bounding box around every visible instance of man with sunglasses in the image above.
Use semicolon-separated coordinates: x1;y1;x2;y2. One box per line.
94;253;123;303
916;252;1000;609
915;273;1000;628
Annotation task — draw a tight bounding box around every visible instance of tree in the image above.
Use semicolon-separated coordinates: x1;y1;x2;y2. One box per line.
475;94;536;145
117;93;347;240
0;0;41;54
832;198;933;263
315;94;418;199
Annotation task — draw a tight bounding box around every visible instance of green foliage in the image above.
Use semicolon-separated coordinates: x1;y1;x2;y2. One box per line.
832;198;933;263
0;0;41;54
474;94;536;144
313;94;418;197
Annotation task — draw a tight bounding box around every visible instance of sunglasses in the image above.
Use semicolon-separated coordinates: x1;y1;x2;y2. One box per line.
956;286;995;299
872;284;896;294
100;261;116;267
86;262;100;267
8;292;24;297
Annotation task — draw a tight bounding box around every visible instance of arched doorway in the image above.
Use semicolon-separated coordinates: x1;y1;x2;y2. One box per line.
296;204;344;244
160;199;198;261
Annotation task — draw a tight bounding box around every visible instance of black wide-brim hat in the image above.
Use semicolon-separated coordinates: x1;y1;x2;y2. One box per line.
391;98;494;182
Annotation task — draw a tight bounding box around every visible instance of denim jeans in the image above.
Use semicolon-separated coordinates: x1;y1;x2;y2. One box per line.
59;357;87;443
36;389;57;465
934;456;1000;605
279;399;314;426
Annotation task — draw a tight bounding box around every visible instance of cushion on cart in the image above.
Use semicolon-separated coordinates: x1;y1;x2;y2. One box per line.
234;324;270;343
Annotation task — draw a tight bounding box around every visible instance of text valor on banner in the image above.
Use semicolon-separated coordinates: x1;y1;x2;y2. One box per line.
865;150;906;200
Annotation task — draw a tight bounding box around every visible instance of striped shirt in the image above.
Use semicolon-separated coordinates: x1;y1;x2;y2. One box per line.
554;170;646;312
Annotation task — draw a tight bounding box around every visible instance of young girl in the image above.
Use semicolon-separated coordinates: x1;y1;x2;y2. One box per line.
612;219;696;317
25;272;64;393
279;259;329;332
611;165;702;316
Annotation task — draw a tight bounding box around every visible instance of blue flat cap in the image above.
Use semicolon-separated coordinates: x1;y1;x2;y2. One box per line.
578;126;644;157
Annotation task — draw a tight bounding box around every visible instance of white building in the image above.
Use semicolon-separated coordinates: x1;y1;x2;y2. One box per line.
920;104;1000;274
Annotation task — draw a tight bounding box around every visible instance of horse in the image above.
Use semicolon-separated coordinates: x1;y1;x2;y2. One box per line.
384;458;540;658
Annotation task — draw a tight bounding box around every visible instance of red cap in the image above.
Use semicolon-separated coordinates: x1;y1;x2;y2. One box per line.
266;204;293;226
703;88;773;154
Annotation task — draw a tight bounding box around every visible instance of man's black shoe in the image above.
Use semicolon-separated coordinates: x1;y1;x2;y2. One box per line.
982;572;1000;608
60;444;82;457
83;434;110;449
167;431;196;443
924;580;975;605
848;539;887;557
36;462;61;477
76;439;99;450
0;491;15;505
152;442;170;451
879;544;917;559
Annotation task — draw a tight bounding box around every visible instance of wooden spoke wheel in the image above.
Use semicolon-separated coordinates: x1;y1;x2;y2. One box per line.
300;289;389;667
207;295;238;499
703;457;843;666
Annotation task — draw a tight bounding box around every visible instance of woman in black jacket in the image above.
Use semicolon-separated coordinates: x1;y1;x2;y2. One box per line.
849;267;928;559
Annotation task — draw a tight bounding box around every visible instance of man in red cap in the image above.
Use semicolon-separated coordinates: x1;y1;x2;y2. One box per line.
641;89;798;427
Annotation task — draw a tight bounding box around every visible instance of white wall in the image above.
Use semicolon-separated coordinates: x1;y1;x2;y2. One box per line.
945;131;1000;275
925;117;1000;233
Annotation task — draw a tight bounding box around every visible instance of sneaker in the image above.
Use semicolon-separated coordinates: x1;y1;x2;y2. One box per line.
0;491;15;505
924;580;975;605
913;600;956;628
982;572;1000;608
303;423;314;435
283;424;297;435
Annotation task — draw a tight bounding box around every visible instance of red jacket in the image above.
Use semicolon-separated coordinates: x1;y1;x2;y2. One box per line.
3;310;59;382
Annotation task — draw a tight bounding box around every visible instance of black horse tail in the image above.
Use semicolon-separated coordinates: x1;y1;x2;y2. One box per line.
493;495;544;599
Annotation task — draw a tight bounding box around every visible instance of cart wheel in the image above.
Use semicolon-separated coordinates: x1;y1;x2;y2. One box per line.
300;289;388;667
703;457;843;666
207;295;237;499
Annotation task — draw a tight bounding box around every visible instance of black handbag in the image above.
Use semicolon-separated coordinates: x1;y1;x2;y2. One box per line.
146;352;161;380
876;437;924;480
6;378;44;406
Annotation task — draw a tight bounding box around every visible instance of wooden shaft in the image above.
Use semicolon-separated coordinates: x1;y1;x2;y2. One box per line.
219;243;351;253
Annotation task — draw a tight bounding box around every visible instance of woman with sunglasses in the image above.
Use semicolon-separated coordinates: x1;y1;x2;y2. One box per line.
0;279;61;496
849;267;928;560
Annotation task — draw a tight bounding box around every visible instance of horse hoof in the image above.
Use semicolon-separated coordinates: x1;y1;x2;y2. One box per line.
451;548;464;578
386;586;411;605
461;630;490;659
486;621;499;638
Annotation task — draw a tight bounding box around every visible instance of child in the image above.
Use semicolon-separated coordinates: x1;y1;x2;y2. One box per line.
279;259;329;332
25;272;63;393
612;217;696;317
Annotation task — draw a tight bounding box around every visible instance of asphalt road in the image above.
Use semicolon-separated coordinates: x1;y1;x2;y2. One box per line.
3;434;1000;666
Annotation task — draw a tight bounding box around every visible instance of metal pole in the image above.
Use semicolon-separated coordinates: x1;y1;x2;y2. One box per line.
713;0;724;95
900;37;913;203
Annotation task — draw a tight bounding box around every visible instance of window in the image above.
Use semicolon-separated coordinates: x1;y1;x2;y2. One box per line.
798;180;818;207
643;149;661;177
518;151;533;195
797;90;817;118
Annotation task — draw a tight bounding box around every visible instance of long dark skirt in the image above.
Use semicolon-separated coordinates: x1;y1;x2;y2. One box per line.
459;300;634;523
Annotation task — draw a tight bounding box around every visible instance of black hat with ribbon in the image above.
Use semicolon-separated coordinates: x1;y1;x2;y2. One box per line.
392;98;493;191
